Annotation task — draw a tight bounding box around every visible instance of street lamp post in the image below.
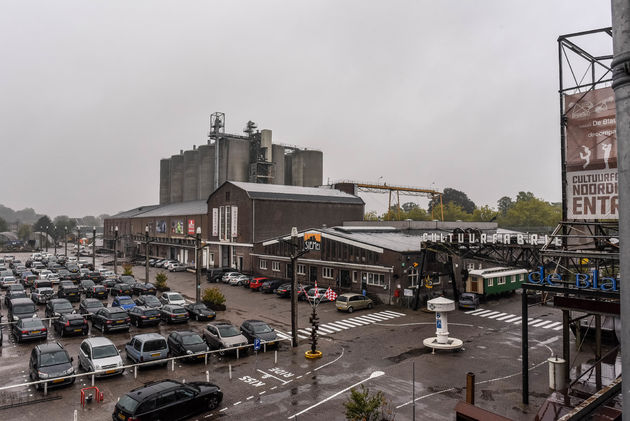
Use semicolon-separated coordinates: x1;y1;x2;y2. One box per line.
45;225;49;252
53;227;57;255
291;228;299;347
145;225;150;283
76;227;81;262
92;226;96;270
64;227;67;256
195;227;201;303
114;226;119;275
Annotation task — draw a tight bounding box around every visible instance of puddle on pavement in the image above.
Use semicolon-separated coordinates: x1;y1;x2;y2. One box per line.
386;347;426;364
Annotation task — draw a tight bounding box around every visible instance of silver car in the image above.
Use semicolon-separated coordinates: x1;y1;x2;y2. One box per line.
78;337;124;377
203;322;248;354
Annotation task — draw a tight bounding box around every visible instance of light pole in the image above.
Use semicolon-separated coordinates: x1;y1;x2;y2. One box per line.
92;226;96;270
114;226;119;275
145;225;150;283
76;227;81;261
195;227;201;303
45;225;49;252
53;226;57;255
64;226;67;256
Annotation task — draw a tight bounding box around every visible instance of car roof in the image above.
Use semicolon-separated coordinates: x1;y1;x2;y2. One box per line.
339;293;364;298
37;342;65;353
50;298;71;304
11;297;35;304
83;337;115;347
133;333;166;341
127;380;183;400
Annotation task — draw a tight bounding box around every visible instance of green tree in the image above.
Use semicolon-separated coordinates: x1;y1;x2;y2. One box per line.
442;202;472;222
516;191;536;203
33;215;53;234
17;224;32;240
364;211;379;221
344;385;394;421
471;205;498;222
497;196;514;215
401;202;418;212
497;196;561;228
53;215;77;239
429;188;476;214
0;216;7;232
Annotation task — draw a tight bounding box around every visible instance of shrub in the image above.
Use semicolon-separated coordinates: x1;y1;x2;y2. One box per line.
202;287;226;306
155;272;168;289
344;385;395;421
122;263;133;276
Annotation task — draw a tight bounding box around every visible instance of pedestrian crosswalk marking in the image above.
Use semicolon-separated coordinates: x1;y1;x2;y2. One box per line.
466;308;561;331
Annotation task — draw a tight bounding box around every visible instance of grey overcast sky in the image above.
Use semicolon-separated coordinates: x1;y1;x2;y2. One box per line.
0;1;613;218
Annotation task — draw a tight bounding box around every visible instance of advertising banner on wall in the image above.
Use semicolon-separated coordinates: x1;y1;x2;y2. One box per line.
171;220;184;235
212;208;218;236
156;220;167;234
231;206;238;238
564;87;618;219
187;219;195;235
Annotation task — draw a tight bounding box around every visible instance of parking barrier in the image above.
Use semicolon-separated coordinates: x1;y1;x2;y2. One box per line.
229;364;232;379
206;371;210;382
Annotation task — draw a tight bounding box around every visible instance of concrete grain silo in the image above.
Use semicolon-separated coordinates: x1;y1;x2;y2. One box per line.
159;158;171;204
300;150;323;187
272;144;285;185
169;153;184;203
197;144;215;201
183;148;199;201
225;138;250;183
284;152;294;185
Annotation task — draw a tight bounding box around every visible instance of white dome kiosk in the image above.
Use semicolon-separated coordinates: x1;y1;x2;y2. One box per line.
423;296;463;353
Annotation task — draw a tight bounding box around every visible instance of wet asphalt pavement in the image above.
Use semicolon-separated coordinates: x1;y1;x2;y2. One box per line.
0;252;567;420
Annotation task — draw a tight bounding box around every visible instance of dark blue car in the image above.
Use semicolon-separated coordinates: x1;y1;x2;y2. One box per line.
111;295;136;311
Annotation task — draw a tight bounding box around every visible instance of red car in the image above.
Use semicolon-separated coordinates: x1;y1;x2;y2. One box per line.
248;277;268;291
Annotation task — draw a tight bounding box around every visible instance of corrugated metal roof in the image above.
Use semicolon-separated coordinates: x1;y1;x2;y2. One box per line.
323;228;422;252
132;200;207;218
228;181;364;204
110;205;160;219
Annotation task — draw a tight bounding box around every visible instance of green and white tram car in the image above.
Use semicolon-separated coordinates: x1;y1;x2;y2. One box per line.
465;267;528;297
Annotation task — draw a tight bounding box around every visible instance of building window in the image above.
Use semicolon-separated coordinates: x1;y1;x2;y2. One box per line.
487;278;494;287
367;272;385;286
352;271;358;283
272;261;280;272
225;191;230;201
297;264;306;275
259;260;267;270
322;267;333;279
209;253;215;265
408;268;419;287
497;277;506;285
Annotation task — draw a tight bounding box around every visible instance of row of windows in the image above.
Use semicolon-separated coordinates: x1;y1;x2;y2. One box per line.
258;259;387;287
487;274;524;287
263;238;379;265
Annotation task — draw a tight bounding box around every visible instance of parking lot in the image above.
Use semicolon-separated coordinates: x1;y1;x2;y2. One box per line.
0;251;570;420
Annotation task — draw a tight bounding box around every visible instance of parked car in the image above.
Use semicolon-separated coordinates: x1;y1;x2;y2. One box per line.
45;298;75;318
8;297;38;321
240;319;278;347
111;283;133;297
91;307;131;333
31;287;55;304
203;321;248;354
159;291;186;306
86;271;102;282
167;331;208;361
78;279;96;294
85;284;108;299
53;313;89;337
0;275;19;289
169;262;189;272
160;305;189;324
135;294;163;309
229;274;250;286
306;287;330;303
221;272;241;284
29;342;75;390
274;283;292;298
458;292;480;310
128;306;162;327
78;298;104;319
248;277;268;291
5;288;28;306
260;279;284;294
22;274;38;288
184;302;216;321
125;333;169;366
57;281;80;302
335;293;373;313
77;337;124;377
131;282;156;296
101;278;117;289
297;284;314;301
207;267;231;283
118;275;136;285
112;295;136;311
112;380;222;420
12;317;47;343
31;278;52;291
57;269;72;280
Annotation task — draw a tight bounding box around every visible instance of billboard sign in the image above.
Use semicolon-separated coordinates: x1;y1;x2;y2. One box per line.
187;219;195;235
171;220;184;235
304;232;321;251
564;87;618;219
212;208;218;236
231;206;238;238
156;220;167;234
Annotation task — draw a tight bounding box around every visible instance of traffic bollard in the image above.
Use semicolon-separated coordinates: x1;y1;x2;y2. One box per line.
275;350;278;364
264;343;267;353
229;364;232;380
236;348;239;359
44;382;47;396
134;366;138;379
205;353;208;365
206;371;210;382
74;409;77;421
171;359;175;371
91;374;95;387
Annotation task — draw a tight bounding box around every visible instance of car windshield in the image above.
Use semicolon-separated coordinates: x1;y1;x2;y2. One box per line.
117;395;139;413
143;296;160;304
193;304;207;310
93;344;118;359
144;310;160;317
83;281;95;286
40;350;70;367
168;293;183;301
171;307;186;314
55;302;73;310
252;323;272;334
337;296;348;302
22;319;44;329
119;298;134;305
182;334;204;345
110;309;127;317
218;325;240;337
87;301;103;308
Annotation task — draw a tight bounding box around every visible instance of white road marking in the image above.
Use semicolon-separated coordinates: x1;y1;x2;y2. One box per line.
319;324;342;332
333;320;361;328
357;314;387;322
486;312;507;319
219;407;227;412
544;321;562;329
259;391;266;395
325;322;350;330
350;316;376;324
503;316;522;323
233;401;242;406
345;318;371;325
496;314;516;321
470;309;493;316
553;325;564;331
532;320;556;328
527;319;543;325
381;310;406;316
246;396;254;400
479;311;501;318
314;346;345;371
465;309;486;315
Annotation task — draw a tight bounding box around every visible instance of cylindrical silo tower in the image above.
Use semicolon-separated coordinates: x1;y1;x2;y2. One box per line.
224;138;250;183
300;150;323;187
272;144;285;185
159;158;171;204
183;148;199;201
197;144;215;201
169;153;184;203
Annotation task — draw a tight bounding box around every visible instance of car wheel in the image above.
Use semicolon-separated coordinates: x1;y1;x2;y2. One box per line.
347;306;353;313
367;303;373;309
207;394;220;410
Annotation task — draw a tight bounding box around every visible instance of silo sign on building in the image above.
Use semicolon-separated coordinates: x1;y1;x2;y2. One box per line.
564;87;618;219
